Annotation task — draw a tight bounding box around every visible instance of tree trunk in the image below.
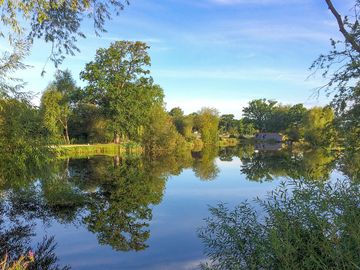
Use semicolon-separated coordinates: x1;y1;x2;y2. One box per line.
114;131;120;144
113;155;121;167
64;124;70;144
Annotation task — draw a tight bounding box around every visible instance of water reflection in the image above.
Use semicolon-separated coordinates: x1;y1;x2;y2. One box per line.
0;145;359;268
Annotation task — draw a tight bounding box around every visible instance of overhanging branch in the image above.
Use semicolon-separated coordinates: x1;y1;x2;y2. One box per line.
325;0;360;54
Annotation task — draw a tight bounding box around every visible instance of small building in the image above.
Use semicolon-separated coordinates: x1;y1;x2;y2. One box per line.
255;133;283;142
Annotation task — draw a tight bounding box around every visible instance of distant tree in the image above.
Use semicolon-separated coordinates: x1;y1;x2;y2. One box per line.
194;108;220;145
243;99;277;132
143;105;188;156
80;41;164;144
41;88;69;143
238;119;256;137
219;114;239;136
285;104;308;141
169;107;184;118
169;107;186;135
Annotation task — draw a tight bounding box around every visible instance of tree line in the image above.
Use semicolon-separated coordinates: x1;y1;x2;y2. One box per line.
0;36;348;159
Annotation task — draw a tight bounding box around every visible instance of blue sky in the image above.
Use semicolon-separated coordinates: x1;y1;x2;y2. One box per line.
16;0;352;117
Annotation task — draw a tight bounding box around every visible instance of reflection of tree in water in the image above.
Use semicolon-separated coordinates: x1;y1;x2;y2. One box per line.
218;147;238;162
83;157;166;251
199;178;360;270
0;153;197;253
338;151;360;181
0;204;69;270
192;146;219;180
239;148;336;182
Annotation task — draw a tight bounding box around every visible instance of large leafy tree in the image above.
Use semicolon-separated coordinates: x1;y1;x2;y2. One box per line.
80;41;164;143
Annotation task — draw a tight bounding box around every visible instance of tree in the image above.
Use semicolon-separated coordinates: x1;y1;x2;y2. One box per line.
143;105;188;156
194;108;220;145
40;70;78;144
219;114;239;136
311;1;360;121
68;103;112;143
242;99;277;132
303;107;336;147
0;0;130;98
285;104;308;141
0;98;50;184
238;119;256;137
80;41;164;144
169;107;185;135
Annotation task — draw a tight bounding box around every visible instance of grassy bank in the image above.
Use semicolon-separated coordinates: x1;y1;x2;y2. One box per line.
56;143;143;158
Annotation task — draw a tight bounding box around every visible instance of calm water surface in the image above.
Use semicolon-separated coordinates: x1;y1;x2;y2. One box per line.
2;145;354;269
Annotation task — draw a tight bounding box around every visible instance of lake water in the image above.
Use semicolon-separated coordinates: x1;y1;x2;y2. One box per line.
1;146;357;269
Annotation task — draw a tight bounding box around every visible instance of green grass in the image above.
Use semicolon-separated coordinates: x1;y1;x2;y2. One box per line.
56;143;143;158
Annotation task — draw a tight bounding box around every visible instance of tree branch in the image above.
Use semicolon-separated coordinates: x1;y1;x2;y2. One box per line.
325;0;360;54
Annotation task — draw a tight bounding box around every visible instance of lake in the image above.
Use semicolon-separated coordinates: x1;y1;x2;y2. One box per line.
1;145;358;269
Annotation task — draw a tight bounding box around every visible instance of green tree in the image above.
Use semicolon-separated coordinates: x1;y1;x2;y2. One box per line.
238;119;256;137
80;41;163;144
68;103;112;143
169;107;186;135
303;107;336;147
285;104;308;142
219;114;239;136
40;70;78;144
194;108;220;145
0;98;50;184
242;99;277;132
143;104;188;156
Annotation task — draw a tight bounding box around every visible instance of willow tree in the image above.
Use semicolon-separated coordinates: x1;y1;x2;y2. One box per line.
80;41;164;144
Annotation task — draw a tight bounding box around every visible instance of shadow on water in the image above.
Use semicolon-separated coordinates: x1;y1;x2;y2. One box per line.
0;145;359;268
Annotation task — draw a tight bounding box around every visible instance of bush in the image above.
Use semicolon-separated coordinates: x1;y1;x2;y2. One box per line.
199;179;360;269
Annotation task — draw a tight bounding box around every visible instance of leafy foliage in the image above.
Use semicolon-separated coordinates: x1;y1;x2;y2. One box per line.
80;41;164;143
199;178;360;270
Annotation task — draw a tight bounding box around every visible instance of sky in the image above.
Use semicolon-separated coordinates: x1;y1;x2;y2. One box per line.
14;0;353;117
